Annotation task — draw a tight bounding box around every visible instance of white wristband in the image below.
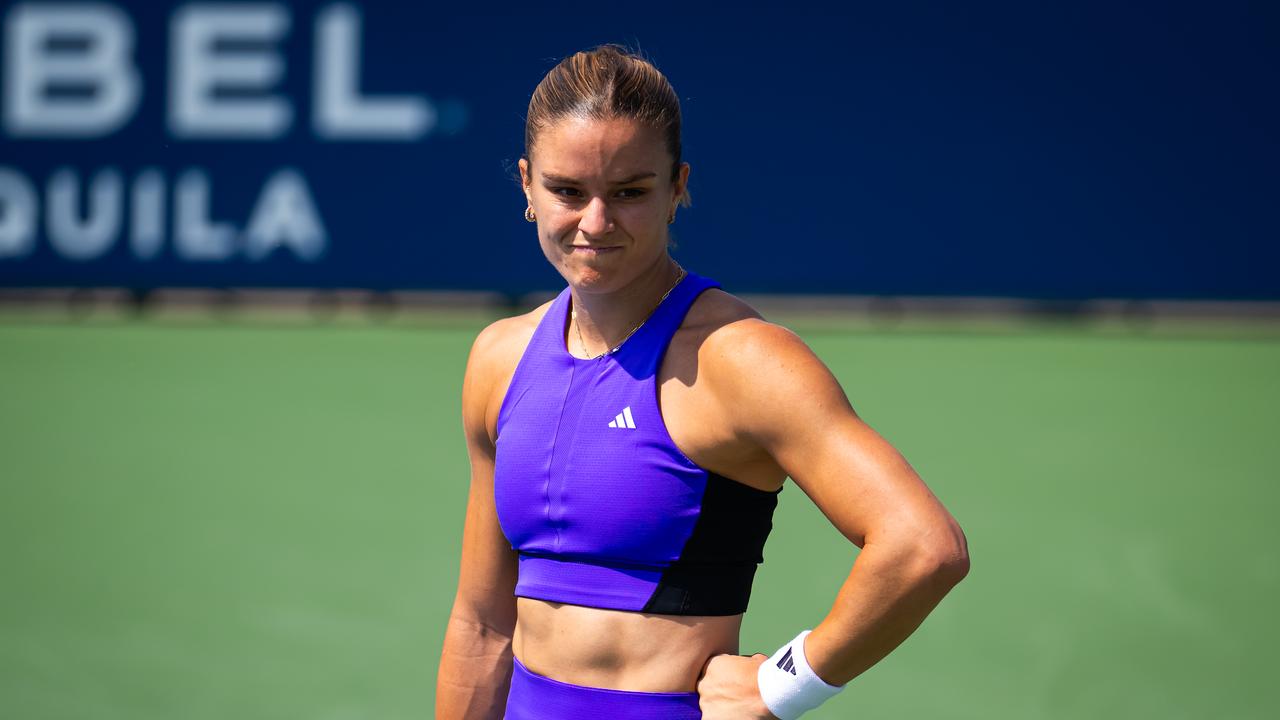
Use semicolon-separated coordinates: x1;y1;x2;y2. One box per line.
757;630;844;720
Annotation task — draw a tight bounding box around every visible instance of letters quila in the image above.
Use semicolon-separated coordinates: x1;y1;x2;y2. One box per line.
0;3;441;263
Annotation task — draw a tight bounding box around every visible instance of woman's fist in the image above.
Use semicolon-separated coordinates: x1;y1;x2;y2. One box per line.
696;653;778;720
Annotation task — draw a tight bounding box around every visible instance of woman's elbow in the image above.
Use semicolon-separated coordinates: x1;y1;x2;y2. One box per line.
924;519;970;588
895;516;969;590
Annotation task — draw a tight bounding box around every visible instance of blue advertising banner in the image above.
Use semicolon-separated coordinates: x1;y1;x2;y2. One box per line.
1;1;1277;299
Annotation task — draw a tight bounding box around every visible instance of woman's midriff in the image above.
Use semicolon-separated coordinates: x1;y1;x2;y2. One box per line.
512;598;742;692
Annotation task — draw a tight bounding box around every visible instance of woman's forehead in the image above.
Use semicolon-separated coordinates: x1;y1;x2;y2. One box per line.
532;116;670;178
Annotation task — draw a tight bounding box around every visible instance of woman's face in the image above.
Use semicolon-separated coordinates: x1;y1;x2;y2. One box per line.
519;116;689;294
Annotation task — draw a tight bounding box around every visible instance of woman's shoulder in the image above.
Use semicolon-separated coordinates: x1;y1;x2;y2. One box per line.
467;299;555;379
684;288;806;358
680;288;827;399
462;300;558;445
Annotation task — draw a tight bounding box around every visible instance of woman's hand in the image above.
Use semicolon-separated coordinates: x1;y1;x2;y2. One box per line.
697;653;778;720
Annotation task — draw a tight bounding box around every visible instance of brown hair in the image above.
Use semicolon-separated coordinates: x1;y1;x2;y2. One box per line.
525;44;689;204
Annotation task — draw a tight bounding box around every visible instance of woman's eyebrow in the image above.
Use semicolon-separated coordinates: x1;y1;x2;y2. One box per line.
540;172;658;185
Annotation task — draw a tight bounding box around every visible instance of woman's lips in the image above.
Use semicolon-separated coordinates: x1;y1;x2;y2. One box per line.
569;245;621;255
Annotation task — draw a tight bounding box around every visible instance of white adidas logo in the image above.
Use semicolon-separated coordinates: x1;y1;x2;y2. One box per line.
607;406;637;429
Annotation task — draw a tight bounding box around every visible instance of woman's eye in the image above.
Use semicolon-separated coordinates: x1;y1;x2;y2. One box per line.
550;187;581;198
617;188;647;199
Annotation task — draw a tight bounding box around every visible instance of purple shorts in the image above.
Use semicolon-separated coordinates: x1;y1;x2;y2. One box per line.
504;656;702;719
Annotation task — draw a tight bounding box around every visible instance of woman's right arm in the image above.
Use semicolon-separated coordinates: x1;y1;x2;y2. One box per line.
436;321;523;720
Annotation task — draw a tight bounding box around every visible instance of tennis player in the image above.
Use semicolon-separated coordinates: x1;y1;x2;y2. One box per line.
436;45;969;720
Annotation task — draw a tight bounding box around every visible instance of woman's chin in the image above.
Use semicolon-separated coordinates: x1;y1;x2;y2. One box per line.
566;270;616;293
561;262;627;293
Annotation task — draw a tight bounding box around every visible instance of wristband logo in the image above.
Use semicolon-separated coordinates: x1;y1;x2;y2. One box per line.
776;647;797;675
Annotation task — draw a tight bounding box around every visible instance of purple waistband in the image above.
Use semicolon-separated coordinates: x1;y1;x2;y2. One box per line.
514;553;664;612
505;656;701;720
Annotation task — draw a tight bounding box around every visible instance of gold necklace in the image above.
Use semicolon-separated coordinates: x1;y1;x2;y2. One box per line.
571;265;687;360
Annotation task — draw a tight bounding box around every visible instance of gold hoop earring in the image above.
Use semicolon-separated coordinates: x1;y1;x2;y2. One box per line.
525;206;536;223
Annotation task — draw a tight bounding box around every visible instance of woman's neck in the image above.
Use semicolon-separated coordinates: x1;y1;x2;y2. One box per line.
569;256;684;358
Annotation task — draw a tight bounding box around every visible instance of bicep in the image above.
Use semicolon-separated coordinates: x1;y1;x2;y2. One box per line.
450;326;519;628
774;410;945;549
715;324;956;548
451;445;518;628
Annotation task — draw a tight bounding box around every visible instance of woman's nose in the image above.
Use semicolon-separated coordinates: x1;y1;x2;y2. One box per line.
577;196;614;237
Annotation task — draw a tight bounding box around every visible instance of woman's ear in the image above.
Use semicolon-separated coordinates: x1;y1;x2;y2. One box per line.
518;158;533;205
674;162;692;208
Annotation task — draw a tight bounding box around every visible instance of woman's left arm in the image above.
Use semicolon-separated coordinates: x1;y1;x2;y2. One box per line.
696;320;970;718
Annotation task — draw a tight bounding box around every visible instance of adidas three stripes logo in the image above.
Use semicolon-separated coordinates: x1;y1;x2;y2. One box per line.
607;407;637;429
777;647;797;675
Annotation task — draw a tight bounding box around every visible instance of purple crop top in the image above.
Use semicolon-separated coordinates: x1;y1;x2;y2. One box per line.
493;272;779;616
